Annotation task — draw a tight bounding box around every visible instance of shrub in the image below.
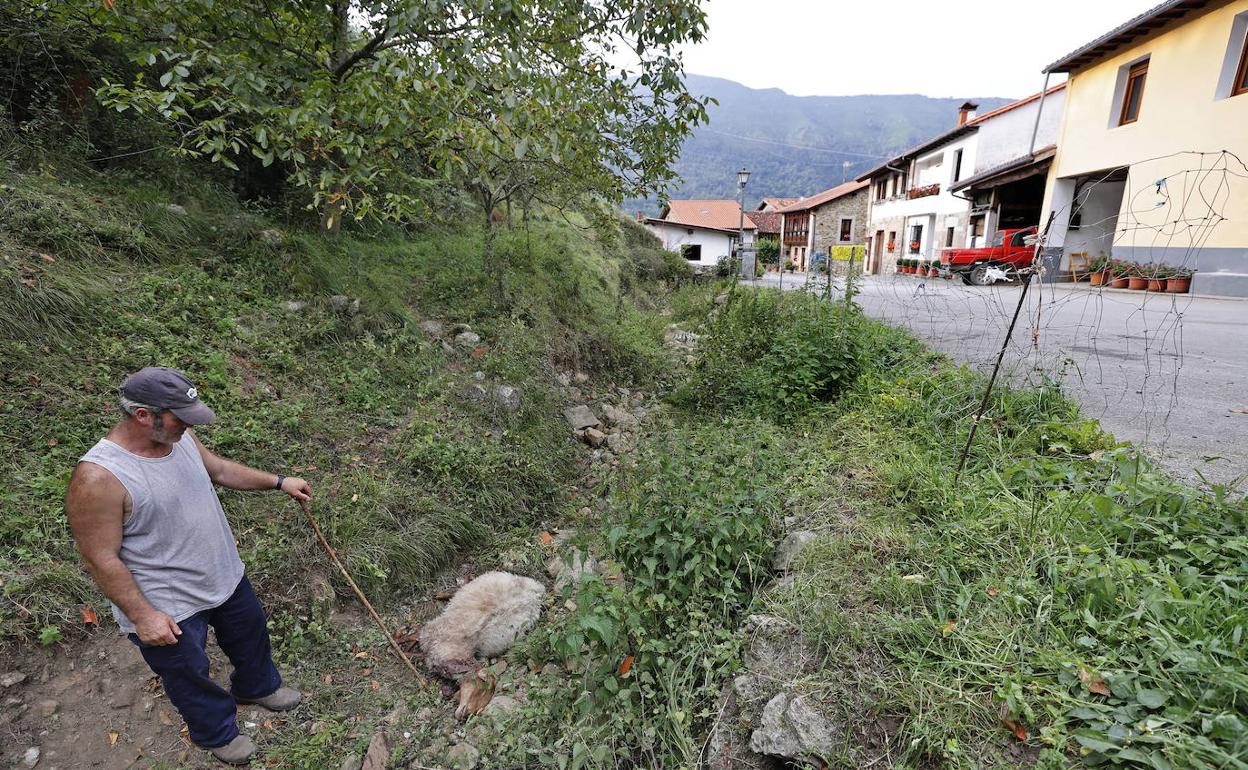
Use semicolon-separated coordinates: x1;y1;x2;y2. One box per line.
675;290;873;417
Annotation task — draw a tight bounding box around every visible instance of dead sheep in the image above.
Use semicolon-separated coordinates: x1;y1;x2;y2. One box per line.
418;570;545;719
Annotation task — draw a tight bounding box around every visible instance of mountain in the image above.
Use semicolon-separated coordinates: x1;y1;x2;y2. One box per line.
628;75;1014;214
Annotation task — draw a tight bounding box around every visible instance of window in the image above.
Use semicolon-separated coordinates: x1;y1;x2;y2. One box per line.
909;223;923;253
887;230;897;251
839;218;854;243
945;227;955;247
952;149;964;183
681;244;702;261
1119;59;1148;125
1235;29;1248;96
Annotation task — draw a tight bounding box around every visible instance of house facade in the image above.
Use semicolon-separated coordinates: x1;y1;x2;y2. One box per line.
775;181;869;271
950;84;1066;246
860;88;1066;274
644;199;757;271
858;105;981;273
1040;0;1248;296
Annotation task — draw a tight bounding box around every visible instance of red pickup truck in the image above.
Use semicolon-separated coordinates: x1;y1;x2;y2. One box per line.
940;227;1037;285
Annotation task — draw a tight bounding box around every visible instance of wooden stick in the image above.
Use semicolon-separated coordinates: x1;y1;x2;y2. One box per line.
297;499;427;686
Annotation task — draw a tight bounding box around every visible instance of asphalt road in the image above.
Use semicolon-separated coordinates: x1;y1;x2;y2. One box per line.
748;272;1248;486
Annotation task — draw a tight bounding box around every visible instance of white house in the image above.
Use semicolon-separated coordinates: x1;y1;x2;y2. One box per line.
858;88;1066;272
644;200;757;271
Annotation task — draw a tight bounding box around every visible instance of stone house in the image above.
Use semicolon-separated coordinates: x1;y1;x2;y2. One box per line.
775;181;869;271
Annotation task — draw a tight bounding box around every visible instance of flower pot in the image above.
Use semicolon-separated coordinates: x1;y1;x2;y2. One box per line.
1128;277;1148;290
1147;278;1166;292
1109;276;1131;289
1089;270;1108;286
1167;276;1191;293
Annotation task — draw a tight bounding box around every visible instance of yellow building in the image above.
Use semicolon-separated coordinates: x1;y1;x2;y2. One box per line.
1041;0;1248;296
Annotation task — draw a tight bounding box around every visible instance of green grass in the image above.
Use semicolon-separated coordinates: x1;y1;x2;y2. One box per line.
754;332;1248;769
0;156;680;646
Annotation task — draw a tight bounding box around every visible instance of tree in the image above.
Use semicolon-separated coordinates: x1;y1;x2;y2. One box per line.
80;0;710;231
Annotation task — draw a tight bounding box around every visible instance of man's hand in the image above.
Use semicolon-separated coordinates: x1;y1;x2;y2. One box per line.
278;476;312;502
134;610;182;646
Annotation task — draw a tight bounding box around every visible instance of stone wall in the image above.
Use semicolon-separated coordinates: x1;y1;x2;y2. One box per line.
811;190;869;256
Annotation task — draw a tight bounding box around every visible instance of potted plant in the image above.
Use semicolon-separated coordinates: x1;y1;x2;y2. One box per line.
1167;266;1194;293
895;257;904;274
1147;263;1171;292
1108;259;1132;289
886;240;897;253
928;263;940;278
1127;262;1148;290
1088;255;1111;286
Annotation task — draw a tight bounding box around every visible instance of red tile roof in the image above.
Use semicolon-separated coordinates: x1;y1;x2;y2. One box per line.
662;200;757;231
775;180;869;213
748;210;784;234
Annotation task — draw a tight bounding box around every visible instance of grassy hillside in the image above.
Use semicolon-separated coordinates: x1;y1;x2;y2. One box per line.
0;154;685;646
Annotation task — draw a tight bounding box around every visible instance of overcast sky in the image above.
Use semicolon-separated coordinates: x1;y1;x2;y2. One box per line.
676;0;1154;98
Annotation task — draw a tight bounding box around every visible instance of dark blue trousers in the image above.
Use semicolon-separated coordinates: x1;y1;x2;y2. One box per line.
129;575;282;748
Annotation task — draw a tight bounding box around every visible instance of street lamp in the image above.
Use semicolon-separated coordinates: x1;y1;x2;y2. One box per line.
736;167;751;278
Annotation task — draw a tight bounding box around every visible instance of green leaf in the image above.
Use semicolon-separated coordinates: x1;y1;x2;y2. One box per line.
1135;689;1168;709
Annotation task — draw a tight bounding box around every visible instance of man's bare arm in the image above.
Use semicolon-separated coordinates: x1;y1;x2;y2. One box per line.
65;463;182;645
187;431;311;501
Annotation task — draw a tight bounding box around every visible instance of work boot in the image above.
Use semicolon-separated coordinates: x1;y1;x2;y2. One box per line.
210;734;256;765
235;686;302;711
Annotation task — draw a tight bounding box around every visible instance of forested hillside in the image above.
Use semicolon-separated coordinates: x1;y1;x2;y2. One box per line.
628;75;1012;211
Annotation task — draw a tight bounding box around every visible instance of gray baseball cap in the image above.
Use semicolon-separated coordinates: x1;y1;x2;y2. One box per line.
120;367;217;425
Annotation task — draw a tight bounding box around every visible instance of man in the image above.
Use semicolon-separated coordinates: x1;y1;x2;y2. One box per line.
65;367;312;765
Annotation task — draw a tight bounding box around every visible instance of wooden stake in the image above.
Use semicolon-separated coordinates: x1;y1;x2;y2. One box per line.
297;499;427;686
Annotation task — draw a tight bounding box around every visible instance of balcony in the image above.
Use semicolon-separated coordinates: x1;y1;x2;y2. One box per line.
907;183;941;200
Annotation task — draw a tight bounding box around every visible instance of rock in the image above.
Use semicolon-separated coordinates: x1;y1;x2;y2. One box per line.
563;405;600;431
446;741;480;769
339;757;362;770
482;695;518;718
36;699;58;718
605;432;634;453
361;729;390;770
22;746;39;768
493;385;521;412
349;298;361;315
258;228;284;245
460;384;488;402
163;203;187;216
414;708;433;723
706;683;778;770
1;671;27;688
772;531;818;572
714;292;730;306
282;300;307;312
556;372;571;387
454;331;481;348
582;427;607;448
750;692;837;763
573;372;590;384
473;370;486;381
419;320;446;338
330;294;351;310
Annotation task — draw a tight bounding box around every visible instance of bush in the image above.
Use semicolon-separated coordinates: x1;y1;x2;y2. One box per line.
675;290;876;417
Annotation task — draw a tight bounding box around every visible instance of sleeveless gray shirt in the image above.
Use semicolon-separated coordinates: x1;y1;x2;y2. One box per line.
79;436;245;633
